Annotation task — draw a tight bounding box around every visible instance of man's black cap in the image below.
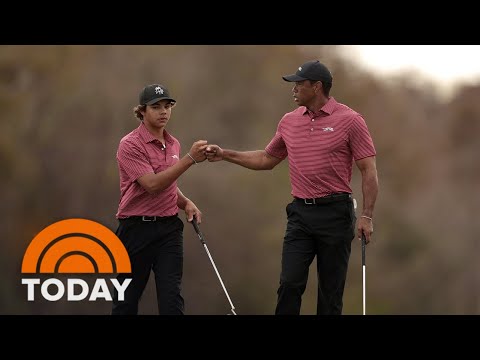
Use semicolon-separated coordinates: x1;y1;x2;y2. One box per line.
282;60;332;84
139;84;176;105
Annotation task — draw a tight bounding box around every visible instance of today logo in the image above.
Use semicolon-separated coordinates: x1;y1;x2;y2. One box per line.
21;218;132;302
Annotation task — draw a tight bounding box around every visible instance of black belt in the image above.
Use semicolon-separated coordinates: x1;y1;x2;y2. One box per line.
119;215;177;223
294;193;351;205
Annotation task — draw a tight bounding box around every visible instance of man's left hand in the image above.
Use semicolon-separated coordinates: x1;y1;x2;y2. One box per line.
357;217;373;244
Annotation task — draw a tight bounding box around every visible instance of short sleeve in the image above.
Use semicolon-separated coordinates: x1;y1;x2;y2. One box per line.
117;140;154;181
349;114;376;161
265;124;288;160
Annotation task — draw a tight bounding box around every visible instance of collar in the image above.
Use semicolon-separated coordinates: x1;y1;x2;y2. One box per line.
138;121;174;145
302;96;337;116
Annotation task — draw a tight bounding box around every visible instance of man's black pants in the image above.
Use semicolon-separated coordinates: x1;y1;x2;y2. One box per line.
112;215;185;315
275;194;356;315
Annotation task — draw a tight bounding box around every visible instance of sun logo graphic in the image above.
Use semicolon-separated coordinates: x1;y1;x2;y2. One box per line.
21;218;132;302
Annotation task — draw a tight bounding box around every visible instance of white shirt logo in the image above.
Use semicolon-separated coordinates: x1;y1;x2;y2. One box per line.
155;86;164;95
322;127;334;132
298;67;302;71
172;154;179;160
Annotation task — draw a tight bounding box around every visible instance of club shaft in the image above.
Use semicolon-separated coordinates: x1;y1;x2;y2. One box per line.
362;265;366;315
191;219;236;314
362;233;366;315
203;243;236;311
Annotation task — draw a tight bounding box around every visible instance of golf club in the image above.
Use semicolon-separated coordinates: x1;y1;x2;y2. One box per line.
354;198;366;315
191;217;237;315
361;233;366;315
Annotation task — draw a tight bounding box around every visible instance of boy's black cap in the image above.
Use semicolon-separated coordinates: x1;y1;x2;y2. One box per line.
139;84;176;105
282;60;332;84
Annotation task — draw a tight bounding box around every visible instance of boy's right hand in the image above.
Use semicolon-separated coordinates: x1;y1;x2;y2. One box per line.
189;140;208;163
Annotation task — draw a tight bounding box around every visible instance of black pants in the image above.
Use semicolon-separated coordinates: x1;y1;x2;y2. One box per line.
275;195;356;315
111;215;185;315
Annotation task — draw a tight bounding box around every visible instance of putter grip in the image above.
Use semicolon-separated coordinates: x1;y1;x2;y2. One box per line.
361;233;366;265
192;218;200;233
191;218;206;244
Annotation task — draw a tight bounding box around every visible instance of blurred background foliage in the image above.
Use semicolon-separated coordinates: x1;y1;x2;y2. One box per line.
1;45;479;315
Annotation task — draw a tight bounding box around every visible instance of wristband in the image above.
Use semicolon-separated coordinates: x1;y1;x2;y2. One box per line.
187;153;198;165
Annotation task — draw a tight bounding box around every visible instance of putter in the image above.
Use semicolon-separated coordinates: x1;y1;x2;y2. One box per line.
361;233;366;315
191;217;237;315
354;198;366;315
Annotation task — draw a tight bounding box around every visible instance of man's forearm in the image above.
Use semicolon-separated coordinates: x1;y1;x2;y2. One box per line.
223;149;273;170
361;168;378;218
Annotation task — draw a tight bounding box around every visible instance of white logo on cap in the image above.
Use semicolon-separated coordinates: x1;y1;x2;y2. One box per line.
298;67;302;71
155;86;164;95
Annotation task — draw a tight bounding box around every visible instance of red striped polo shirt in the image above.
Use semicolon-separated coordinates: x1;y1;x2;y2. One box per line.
265;97;376;199
116;122;181;218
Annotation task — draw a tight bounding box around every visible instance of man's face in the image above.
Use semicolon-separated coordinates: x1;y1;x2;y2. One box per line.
291;80;320;107
142;100;174;129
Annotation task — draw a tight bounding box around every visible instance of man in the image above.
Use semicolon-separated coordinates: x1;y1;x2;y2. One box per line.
112;84;208;315
205;60;378;315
